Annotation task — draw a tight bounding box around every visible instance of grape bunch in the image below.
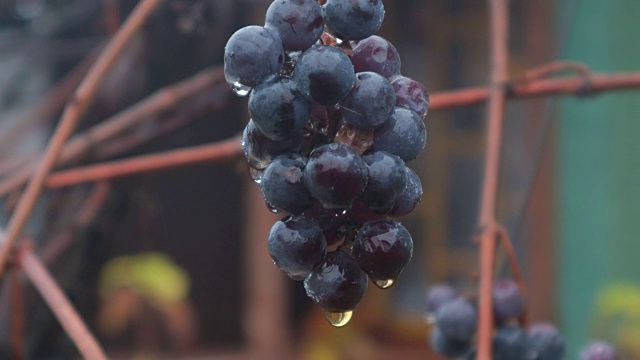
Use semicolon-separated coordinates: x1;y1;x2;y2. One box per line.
224;0;428;327
426;280;620;359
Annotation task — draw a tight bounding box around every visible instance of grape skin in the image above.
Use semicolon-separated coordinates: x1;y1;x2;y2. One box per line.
579;341;618;360
492;278;525;323
372;107;426;162
249;76;311;141
268;215;327;281
322;0;385;41
388;167;423;217
293;45;356;105
425;284;459;314
351;35;401;78
265;0;324;51
430;328;472;358
304;251;368;312
261;154;315;214
303;143;368;209
361;151;407;211
435;297;478;343
224;26;284;87
339;72;396;129
526;323;566;360
493;326;528;360
352;219;413;283
391;75;430;118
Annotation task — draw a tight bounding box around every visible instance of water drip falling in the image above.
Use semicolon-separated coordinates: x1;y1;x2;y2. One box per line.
373;278;395;289
323;310;353;327
232;81;251;96
249;168;263;184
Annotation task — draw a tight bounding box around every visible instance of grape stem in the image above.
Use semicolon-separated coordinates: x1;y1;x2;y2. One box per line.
495;224;530;327
476;0;509;359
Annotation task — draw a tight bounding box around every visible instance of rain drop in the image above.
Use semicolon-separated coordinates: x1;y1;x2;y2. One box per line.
324;310;353;327
373;278;395;289
232;81;251;97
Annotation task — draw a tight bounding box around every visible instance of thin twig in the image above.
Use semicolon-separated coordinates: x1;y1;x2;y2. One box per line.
519;60;590;83
495;225;529;327
0;0;163;281
18;246;108;360
477;0;509;358
0;66;227;198
45;135;242;188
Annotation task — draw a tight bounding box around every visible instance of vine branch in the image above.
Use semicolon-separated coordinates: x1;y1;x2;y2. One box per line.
477;0;509;358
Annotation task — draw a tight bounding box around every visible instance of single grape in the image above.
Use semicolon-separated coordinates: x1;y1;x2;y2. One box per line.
430;328;473;359
265;0;324;51
388;167;423;217
322;0;385;41
435;297;478;343
425;284;458;314
579;341;619;360
249;76;311;141
371;107;426;162
339;72;396;129
391;75;430;118
351;35;401;78
268;215;327;280
293;45;356;105
493;326;528;360
261;154;315;214
352;219;413;286
304;250;368;312
241;119;303;170
527;323;566;360
224;26;284;88
303;143;368;209
493;278;525;324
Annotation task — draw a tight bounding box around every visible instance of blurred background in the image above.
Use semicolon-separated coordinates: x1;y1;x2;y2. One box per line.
0;0;639;359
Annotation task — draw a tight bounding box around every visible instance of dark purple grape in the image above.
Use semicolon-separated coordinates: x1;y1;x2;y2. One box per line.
352;219;413;286
293;45;356;105
351;35;401;78
493;326;528;360
322;0;385;41
303;143;368;209
435;297;478;343
304;250;368;311
261;154;315;214
426;284;458;314
493;279;525;323
339;72;396;129
580;341;618;360
389;167;423;217
241;119;303;170
265;0;324;51
527;323;566;360
371;107;426;162
268;215;327;280
249;76;311;141
430;328;473;358
361;151;407;211
391;76;429;118
224;26;284;88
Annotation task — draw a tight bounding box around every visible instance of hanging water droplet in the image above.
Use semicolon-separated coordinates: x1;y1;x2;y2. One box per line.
249;167;263;184
373;278;395;289
266;202;282;214
232;81;251;96
324;310;353;327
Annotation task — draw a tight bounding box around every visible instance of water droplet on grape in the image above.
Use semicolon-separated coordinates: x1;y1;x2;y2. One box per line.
232;81;251;96
249;168;263;184
266;202;282;214
323;310;353;327
335;37;344;45
374;278;395;289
